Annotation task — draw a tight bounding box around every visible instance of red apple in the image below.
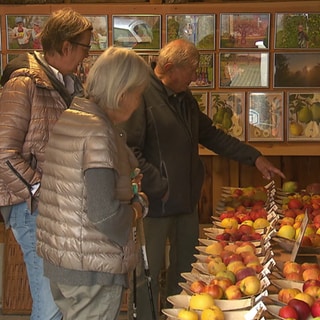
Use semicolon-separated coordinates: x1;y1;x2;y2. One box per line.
303;279;320;291
288;298;311;320
210;277;233;291
235;266;256;282
311;299;320;317
190;280;206;293
238;224;254;235
288;198;303;210
223;253;242;265
303;267;320;281
204;283;224;299
279;305;299;320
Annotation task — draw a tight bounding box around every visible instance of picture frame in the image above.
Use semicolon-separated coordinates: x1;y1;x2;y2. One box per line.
209;92;245;141
192;90;208;115
112;15;161;50
275;13;320;49
274;53;320;88
287;92;320;141
166;14;215;50
189;53;214;88
248;92;284;141
85;15;108;51
219;52;269;88
6;15;49;50
76;54;100;84
138;52;159;67
220;13;270;49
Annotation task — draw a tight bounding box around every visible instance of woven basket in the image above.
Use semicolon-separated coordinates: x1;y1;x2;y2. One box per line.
2;228;32;315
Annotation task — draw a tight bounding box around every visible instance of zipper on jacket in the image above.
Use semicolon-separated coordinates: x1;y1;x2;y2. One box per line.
6;160;32;195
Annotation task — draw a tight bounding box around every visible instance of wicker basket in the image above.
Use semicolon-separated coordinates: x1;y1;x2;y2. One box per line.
2;228;32;315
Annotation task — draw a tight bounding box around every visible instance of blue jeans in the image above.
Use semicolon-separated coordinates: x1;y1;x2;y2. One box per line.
9;202;62;320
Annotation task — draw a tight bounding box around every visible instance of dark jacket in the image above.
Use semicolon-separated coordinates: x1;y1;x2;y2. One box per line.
120;69;262;218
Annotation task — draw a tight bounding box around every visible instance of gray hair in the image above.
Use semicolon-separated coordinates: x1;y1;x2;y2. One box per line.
85;47;150;111
157;39;200;70
41;8;93;54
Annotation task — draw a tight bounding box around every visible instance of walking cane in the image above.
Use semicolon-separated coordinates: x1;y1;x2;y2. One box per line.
137;217;157;320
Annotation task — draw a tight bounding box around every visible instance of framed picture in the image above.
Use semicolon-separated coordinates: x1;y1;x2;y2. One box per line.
248;92;284;141
189;53;214;88
192;91;208;115
287;92;320;141
274;53;320;88
85;15;108;51
275;13;320;49
6;15;49;50
220;13;270;49
219;52;269;88
76;54;100;84
166;14;215;50
112;15;161;50
209;92;245;140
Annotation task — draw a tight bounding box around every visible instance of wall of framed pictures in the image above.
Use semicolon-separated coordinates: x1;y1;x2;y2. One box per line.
1;1;320;154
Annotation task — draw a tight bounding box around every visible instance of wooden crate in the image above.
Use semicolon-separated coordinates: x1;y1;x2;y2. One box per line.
2;228;32;315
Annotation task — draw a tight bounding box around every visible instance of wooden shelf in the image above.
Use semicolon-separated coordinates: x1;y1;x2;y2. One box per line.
199;143;320;156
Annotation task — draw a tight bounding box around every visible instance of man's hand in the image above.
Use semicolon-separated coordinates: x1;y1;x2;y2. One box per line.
255;156;286;180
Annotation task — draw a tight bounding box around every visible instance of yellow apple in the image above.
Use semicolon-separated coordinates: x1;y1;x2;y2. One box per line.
227;260;245;274
224;284;242;300
294;292;315;307
220;217;238;229
189;293;215;311
278;288;301;304
178;308;199;320
201;306;224;320
205;242;224;256
253;217;270;229
207;257;227;275
238;275;261;296
277;225;296;240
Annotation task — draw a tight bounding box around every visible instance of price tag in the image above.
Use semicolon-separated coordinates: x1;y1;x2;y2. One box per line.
260;276;271;290
255;289;268;303
291;210;309;261
245;301;266;320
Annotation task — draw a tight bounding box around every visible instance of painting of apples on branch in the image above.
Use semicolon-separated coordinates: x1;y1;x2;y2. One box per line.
287;92;320;141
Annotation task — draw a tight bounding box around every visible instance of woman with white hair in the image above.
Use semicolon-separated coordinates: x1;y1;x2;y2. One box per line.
36;47;150;320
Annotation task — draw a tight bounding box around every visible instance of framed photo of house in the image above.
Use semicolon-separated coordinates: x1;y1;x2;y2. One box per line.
189;53;214;88
209;92;245;140
6;15;49;50
275;13;320;49
274;53;320;88
220;13;270;49
84;15;108;51
287;92;320;141
219;52;269;88
192;91;208;115
166;14;215;50
248;92;284;141
112;15;161;50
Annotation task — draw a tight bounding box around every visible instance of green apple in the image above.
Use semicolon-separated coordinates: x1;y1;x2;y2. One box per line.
282;181;298;193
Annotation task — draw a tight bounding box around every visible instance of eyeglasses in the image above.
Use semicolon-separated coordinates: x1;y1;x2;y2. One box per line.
70;41;91;50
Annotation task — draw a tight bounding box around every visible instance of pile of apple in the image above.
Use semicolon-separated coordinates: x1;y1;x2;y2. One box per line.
219;186;268;209
274;261;320;319
177;293;224;320
214;216;269;242
276;195;320;247
190;241;263;300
